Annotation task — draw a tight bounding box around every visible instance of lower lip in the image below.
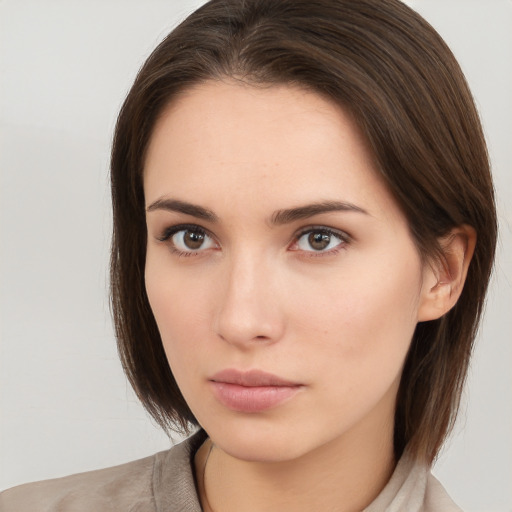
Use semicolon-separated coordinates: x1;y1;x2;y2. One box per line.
209;382;302;413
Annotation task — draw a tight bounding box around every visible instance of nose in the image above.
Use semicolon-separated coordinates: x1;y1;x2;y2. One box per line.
213;252;286;348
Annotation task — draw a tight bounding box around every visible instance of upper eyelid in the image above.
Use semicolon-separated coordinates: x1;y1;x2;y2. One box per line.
293;225;351;241
157;223;214;242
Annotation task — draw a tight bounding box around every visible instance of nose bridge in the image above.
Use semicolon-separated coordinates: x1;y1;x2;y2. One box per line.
214;247;284;346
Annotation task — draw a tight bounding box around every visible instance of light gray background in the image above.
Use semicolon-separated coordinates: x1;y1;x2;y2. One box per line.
1;1;511;511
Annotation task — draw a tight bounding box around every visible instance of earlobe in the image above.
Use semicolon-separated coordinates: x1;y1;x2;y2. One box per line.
417;225;476;322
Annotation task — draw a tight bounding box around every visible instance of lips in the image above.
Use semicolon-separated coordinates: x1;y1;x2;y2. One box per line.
209;369;303;413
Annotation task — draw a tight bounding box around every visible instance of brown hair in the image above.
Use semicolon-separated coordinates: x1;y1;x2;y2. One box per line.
110;0;497;463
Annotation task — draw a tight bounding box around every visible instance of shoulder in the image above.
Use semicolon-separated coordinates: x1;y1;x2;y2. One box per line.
365;449;463;512
0;452;163;512
424;473;463;512
0;431;207;512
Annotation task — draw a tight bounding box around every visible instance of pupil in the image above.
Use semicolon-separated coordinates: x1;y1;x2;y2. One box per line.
308;232;330;250
184;230;204;250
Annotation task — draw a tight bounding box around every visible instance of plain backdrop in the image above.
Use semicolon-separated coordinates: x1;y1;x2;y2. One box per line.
1;1;511;511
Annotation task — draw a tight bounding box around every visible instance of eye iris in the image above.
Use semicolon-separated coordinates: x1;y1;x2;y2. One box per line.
184;230;205;250
308;231;330;250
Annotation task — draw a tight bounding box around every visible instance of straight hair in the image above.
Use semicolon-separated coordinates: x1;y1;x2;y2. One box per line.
110;0;497;463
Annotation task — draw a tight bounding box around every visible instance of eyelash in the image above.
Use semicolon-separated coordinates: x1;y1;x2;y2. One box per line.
157;224;216;258
291;226;350;257
156;224;351;258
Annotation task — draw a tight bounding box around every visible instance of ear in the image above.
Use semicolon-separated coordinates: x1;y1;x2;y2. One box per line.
417;225;476;322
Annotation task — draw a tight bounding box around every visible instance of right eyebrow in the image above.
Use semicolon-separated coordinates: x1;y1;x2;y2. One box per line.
270;200;368;225
145;198;218;223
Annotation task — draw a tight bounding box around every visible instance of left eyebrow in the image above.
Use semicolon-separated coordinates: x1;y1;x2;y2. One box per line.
146;198;218;222
271;201;368;225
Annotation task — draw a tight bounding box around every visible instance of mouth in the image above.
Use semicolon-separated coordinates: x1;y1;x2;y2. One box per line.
209;369;304;413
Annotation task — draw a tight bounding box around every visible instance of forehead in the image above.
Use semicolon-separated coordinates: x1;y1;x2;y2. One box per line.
143;80;400;223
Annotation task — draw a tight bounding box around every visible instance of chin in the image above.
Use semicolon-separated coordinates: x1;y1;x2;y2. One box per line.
217;436;305;463
202;416;325;464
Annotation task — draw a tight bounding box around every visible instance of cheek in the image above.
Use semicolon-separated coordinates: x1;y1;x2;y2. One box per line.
286;264;420;428
144;256;213;362
286;251;422;375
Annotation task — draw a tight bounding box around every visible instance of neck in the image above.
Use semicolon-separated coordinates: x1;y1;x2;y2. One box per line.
195;420;396;512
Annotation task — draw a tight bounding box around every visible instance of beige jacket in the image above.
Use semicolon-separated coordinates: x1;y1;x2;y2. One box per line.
0;431;462;512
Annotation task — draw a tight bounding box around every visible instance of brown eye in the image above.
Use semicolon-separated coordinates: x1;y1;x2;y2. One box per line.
183;230;206;250
167;227;216;253
308;232;331;251
295;228;346;253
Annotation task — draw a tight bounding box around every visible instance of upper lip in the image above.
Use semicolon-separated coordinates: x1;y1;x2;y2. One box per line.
210;369;300;387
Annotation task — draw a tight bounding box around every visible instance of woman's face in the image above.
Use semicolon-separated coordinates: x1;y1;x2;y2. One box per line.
144;81;434;463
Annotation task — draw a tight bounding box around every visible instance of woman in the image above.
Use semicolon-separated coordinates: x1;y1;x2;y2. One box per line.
1;0;497;510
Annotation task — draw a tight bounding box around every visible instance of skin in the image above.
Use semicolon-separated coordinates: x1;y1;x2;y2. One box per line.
143;81;471;512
